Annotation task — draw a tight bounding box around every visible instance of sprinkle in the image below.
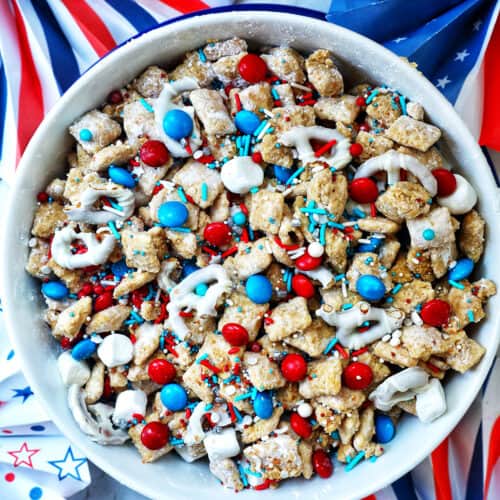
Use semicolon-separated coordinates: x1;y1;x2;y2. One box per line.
253;119;268;137
130;311;144;324
335;343;349;359
290;82;311;92
169;227;191;233
234;391;253;401
467;310;475;322
449;280;465;289
365;89;380;104
300;207;328;215
234;93;242;112
329;221;345;230
198;48;207;62
285;166;305;185
102;205;125;217
314;139;337;158
398;92;407;115
320;223;327;245
342;303;353;310
353;208;366;218
139;98;154;113
196;353;209;364
201;183;208;202
245;468;262;478
351;347;368;357
238;465;249;487
107;221;121;240
391;284;402;295
323;338;338;355
221;246;238;259
256;121;272;141
273;236;300;251
345;451;365;471
177;186;188;203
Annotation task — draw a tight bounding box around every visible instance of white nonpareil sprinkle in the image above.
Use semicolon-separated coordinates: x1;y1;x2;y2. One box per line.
308;242;324;258
411;311;424;326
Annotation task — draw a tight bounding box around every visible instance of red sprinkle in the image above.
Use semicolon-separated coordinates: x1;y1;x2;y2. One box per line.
254;479;272;490
234;93;242;112
179;311;193;318
335;343;349;359
273;235;300;251
370;202;377;217
241;227;249;243
228;347;241;355
351;347;368;357
239;203;249;216
199;359;221;374
221;246;238;259
227;402;237;423
314;139;337;158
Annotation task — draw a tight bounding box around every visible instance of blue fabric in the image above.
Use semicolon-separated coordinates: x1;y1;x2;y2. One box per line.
392;472;419;500
0;58;6;162
327;0;497;103
465;422;484;500
105;0;158;33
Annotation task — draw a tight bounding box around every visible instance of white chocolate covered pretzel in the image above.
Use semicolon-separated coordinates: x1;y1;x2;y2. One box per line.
317;301;404;350
354;150;438;196
51;226;116;269
167;264;232;339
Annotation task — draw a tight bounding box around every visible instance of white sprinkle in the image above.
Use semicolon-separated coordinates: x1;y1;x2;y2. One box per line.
308;242;324;258
290;82;311;92
193;150;203;160
261;108;274;118
28;238;38;248
382;334;391;342
411;311;424;326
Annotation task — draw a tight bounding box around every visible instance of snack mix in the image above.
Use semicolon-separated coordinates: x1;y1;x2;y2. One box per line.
27;38;496;490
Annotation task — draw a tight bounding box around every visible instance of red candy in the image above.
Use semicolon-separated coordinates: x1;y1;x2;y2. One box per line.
37;192;49;203
140;140;170;167
291;274;315;299
295;252;322;271
281;353;308;382
355;96;366;107
94;291;113;312
359;122;371;132
349;143;363;157
251;151;263;163
148;358;176;385
421;299;451;327
77;283;93;298
290;412;312;439
343;362;373;390
432;168;457;197
312;449;333;478
204;222;232;247
140;421;169;450
238;54;267;83
107;90;123;104
349;177;379;203
222;323;249;346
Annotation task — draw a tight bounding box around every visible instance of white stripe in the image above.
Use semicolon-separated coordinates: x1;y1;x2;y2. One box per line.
135;0;181;20
45;0;99;74
374;486;398;500
454;1;500;138
411;457;436;500
486;461;500;500
15;0;61;109
482;355;500;476
86;0;139;44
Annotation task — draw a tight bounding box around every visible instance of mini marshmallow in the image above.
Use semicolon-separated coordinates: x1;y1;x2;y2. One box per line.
354;150;438;196
51;226;116;270
437;174;477;214
308;242;324;258
317;301;405;350
220;156;264;194
57;351;90;386
97;333;134;368
203;427;240;462
112;389;147;425
369;367;429;411
415;378;447;423
297;402;313;418
279;125;351;169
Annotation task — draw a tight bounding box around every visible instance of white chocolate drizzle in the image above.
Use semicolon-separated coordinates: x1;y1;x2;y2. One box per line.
437;174;477;214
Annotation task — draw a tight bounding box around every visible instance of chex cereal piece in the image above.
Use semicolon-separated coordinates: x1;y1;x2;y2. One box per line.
372;341;419;368
305;49;343;97
385;115;441;152
392;280;435;314
355;131;394;162
53;296;92;339
316;387;366;412
314;95;360;123
223;237;273;280
299;358;342;398
356;216;401;234
396;145;444;170
84;361;105;404
307;170;348;216
314;403;342;433
284;318;333;357
113;270;156;298
264;297;312;341
241;406;284;444
132;323;162;365
209;459;244;492
248;190;285;234
88;142;136;172
31;202;67;238
230;83;273;118
122;100;159;147
121;230;161;273
87;305;131;334
243;352;286;391
26;239;51;280
133;65;168;98
458;210;485;262
444;333;486;373
400;325;453;361
375;182;431;222
190;89;236;135
129;413;174;463
261;47;306;83
170;50;213;86
366;92;401;127
204;37;247;60
406;248;435;282
406;207;455;249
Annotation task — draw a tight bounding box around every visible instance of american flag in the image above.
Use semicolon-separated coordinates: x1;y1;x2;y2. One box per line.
0;1;499;499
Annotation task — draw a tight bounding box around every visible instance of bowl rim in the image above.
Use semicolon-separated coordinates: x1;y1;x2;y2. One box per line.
2;6;499;499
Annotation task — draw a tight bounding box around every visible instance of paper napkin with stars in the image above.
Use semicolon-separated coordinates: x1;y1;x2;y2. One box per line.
0;300;90;500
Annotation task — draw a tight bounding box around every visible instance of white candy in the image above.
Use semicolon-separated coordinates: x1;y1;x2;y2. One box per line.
203;427;240;462
220;156;264;194
354;150;438;196
57;351;90;387
279;125;351;169
112;390;147;425
51;226;115;270
65;184;135;224
67;385;129;445
437;174;477;214
415;378;447;423
317;301;404;350
308;242;324;258
369;367;429;411
167;264;232;340
97;333;134;368
301;266;334;288
297;402;313;418
153;77;201;158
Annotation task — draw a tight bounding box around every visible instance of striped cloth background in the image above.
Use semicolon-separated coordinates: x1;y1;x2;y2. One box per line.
0;1;499;499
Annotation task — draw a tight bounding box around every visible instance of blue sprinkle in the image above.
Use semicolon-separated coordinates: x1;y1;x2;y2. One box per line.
285;166;305;185
448;280;465;290
345;451;365;471
31;425;45;432
323;337;338;355
107;221;121;240
139;98;154;113
201;183;208;202
198;48;207;62
467;310;475;322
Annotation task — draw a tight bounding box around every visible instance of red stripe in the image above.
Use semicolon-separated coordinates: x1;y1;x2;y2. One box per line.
431;438;453;500
361;495;377;500
12;0;44;161
485;416;500;498
61;0;115;57
159;0;210;14
479;17;500;150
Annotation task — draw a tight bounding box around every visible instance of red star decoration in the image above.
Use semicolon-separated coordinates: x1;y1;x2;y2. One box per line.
7;442;40;468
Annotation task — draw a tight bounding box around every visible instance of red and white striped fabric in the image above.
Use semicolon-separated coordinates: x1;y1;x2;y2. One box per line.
0;2;498;500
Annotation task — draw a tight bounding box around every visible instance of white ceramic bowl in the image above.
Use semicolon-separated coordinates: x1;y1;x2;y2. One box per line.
2;8;500;500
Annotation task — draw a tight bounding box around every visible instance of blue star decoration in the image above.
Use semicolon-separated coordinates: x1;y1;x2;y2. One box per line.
48;446;87;481
11;386;34;403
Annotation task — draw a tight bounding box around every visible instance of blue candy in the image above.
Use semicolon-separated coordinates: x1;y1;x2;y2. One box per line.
356;274;386;301
71;339;97;361
253;391;274;419
274;165;294;183
357;237;384;253
163;109;193;140
111;259;130;279
79;128;93;141
41;281;69;300
232;211;247;226
160;383;188;411
108;166;136;188
246;275;273;304
448;257;474;281
182;261;199;278
195;283;208;296
157;201;189;228
234;110;261;135
375;414;395;444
